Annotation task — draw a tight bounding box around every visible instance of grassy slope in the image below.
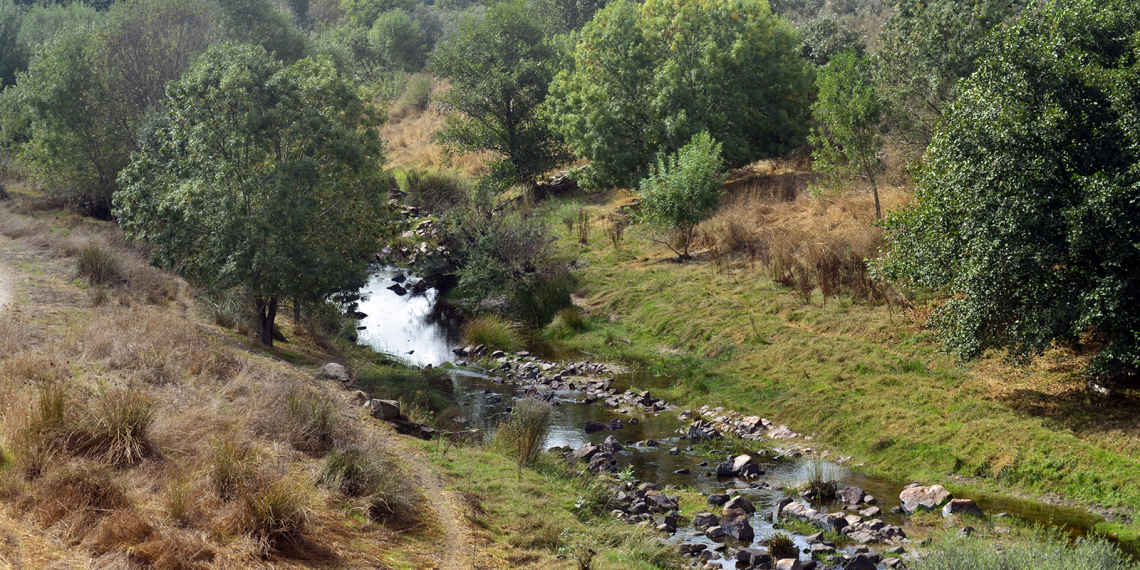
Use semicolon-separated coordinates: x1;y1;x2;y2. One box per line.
0;201;681;570
536;187;1140;540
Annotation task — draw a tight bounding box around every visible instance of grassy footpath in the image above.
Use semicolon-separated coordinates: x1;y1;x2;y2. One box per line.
534;192;1140;542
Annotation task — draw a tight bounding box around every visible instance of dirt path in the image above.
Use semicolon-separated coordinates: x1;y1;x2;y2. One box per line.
381;430;476;570
0;237;15;312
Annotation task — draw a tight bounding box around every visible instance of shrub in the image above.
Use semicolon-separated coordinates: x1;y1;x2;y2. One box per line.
75;242;123;285
768;532;797;560
798;458;838;499
319;446;425;526
462;315;522;351
198;287;257;331
636;131;725;260
238;469;310;553
546;307;587;340
400;72;432;110
513;266;577;329
14;383;70;477
78;388;156;465
284;386;339;453
491;398;552;469
210;437;254;501
402;168;470;214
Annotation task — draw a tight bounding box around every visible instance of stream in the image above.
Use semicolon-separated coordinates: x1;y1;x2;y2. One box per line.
357;268;1118;567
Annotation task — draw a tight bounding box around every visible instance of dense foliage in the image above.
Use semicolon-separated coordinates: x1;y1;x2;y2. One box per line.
114;43;390;346
878;0;1140;378
547;0;813;191
636;131;724;259
431;0;569;185
874;0;1018;161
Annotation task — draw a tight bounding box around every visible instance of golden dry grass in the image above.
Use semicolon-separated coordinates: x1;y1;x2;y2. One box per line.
0;203;447;569
380;82;492;176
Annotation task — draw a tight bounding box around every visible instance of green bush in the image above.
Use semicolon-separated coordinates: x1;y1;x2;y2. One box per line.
402;168;470;214
462;315;522;351
491;398;552;468
400;72;432;109
75;243;124;286
514;267;577;329
636;131;724;260
546;307;587;340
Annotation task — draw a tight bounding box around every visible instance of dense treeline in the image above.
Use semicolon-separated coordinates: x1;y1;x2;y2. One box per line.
1;0;1138;377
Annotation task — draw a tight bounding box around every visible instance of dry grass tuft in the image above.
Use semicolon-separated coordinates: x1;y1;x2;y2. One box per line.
235;466;312;554
319;444;426;527
135;528;217;570
210;436;256;502
75;388;156;466
24;461;132;542
694;161;911;304
285;385;340;454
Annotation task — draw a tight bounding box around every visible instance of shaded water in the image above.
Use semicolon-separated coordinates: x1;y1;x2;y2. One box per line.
358;268;1116;565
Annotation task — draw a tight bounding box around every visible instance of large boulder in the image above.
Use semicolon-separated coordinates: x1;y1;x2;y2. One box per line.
724;496;756;514
839;485;866;505
774;559;803;570
584;419;623;433
736;547;771;566
693;512;719;529
569;443;600;462
368;399;401;420
715;454;763;478
721;507;755;543
899;484;952;514
319;362;349;382
942;498;984;518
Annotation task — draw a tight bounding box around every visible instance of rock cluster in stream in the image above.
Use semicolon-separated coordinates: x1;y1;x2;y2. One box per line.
445;351;988;569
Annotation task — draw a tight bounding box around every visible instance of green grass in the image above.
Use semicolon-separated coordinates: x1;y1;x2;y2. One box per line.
531;193;1140;541
462;314;523;352
912;525;1137;570
409;440;689;569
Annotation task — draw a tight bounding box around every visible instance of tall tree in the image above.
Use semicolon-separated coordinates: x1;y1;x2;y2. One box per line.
809;50;886;218
216;0;307;63
12;0;212;217
115;43;391;347
874;0;1018;162
431;0;569;185
547;0;813;191
877;0;1140;378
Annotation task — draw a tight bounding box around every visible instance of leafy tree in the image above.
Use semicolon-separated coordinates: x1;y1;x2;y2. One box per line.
12;0;212;217
874;0;1018;161
341;0;413;28
216;0;307;63
115;43;390;346
547;0;813;191
877;0;1140;378
636;131;724;260
798;12;863;66
529;0;606;33
368;9;425;72
431;0;569;185
0;0;25;89
809;50;886;218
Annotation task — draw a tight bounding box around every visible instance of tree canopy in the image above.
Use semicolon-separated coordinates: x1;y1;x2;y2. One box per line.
877;0;1140;378
547;0;813;191
114;43;390;346
636;131;724;259
431;0;569;185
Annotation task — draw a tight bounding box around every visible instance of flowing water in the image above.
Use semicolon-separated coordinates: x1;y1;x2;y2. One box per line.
358;268;1120;566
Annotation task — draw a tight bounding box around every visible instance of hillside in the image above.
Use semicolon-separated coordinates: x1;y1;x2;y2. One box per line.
0;202;673;570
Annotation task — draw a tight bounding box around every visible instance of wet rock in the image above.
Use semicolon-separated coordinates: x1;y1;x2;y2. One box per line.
774;559;803;570
736;547;771;566
899;484;952;514
859;507;882;518
392;273;407;283
846;554;877;570
569;443;600;462
708;494;730;507
677;543;707;556
705;525;727;539
584;419;623;433
387;283;407;295
674;468;690;475
602;435;623;454
840;485;866;505
716;454;762;478
723;496;755;514
721;507;755;543
942;498;984;518
693;512;719;529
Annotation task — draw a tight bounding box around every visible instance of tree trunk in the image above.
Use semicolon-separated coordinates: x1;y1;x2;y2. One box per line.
256;296;278;347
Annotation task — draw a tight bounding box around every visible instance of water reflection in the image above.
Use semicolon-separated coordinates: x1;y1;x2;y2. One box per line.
356;267;462;367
